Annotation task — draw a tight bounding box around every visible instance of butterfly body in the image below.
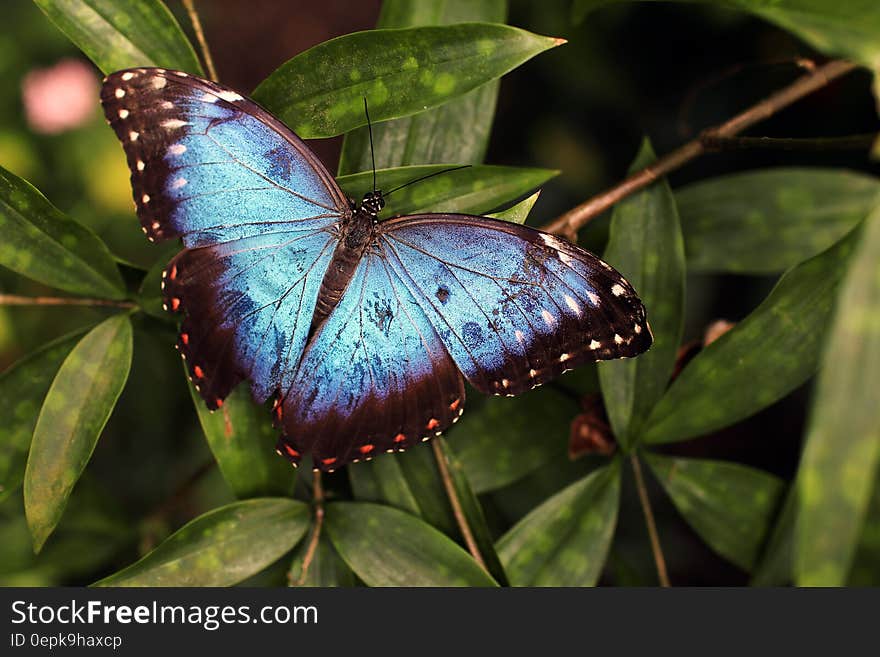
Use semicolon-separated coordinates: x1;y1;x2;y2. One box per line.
100;68;652;472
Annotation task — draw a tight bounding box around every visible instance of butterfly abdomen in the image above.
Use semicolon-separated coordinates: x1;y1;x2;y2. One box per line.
308;209;375;338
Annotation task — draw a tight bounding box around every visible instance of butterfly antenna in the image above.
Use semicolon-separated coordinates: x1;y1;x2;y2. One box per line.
384;165;472;197
363;97;377;193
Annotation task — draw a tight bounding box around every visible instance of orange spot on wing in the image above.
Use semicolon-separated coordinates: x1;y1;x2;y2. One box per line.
426;418;440;430
449;398;460;411
393;433;406;443
284;444;300;459
215;398;223;408
180;332;189;345
169;264;177;280
321;457;337;466
358;444;374;454
170;297;181;311
193;365;204;379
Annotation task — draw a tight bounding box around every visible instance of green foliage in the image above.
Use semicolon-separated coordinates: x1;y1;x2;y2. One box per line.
2;0;878;587
0;165;125;299
598;140;685;449
796;202;880;586
34;0;203;74
24;314;132;551
94;498;309;586
253;23;562;139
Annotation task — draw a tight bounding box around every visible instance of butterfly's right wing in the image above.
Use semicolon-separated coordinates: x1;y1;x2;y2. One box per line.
101;68;348;405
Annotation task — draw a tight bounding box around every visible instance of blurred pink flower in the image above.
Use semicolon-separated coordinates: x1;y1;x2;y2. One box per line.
22;59;99;134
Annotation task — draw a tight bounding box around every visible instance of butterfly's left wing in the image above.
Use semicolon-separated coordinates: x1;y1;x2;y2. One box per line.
378;214;653;396
277;249;465;471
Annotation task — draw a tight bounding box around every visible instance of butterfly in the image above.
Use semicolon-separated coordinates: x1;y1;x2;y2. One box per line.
100;68;652;472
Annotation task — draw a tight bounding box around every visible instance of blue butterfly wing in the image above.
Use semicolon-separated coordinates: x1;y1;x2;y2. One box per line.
101;68;347;405
378;214;653;396
278;250;464;470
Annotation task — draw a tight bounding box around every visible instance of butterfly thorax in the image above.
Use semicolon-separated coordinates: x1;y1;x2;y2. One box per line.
308;192;384;338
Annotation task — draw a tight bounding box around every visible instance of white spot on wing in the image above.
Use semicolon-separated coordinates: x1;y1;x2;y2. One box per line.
559;353;570;362
171;177;187;189
564;294;581;315
587;291;600;306
142;194;150;203
118;108;129;119
541;309;556;326
612;283;625;297
129;130;139;141
217;90;244;102
162;119;188;129
558;251;574;265
115;88;125;98
529;369;538;378
136;160;145;171
152;77;167;89
614;334;623;344
121;72;135;81
589;340;601;350
201;92;218;103
634;324;642;334
515;329;525;343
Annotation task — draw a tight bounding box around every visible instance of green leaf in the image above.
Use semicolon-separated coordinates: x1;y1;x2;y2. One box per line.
337;0;507;174
24;315;133;552
751;485;797;586
487;191;541;224
796;202;880;586
337;165;557;217
497;462;620;586
435;437;509;585
33;0;203;75
136;241;179;320
848;477;880;585
644;454;784;571
643;226;860;444
325;502;497;586
447;387;577;494
288;532;356;587
94;498;309;586
189;381;295;499
0;331;85;503
348;456;422;517
598;139;685;448
0;165;126;299
253;23;563;139
677;168;879;274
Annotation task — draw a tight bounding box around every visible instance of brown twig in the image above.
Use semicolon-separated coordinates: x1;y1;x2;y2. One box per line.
542;59;859;239
294;471;325;586
431;439;488;572
630;454;670;587
0;294;135;308
182;0;219;81
701;133;877;152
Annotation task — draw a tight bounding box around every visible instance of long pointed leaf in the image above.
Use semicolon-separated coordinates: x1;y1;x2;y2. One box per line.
24;314;133;551
189;382;295;499
598;140;685;448
497;462;620;586
645;453;784;572
325;501;497;586
338;0;507;174
94;498;309;586
0;165;125;299
677;168;879;274
0;331;86;503
643;226;861;444
253;23;563;139
796;202;880;586
34;0;203;75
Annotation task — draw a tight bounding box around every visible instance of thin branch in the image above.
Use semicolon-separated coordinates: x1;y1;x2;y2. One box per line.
542;59;859;238
182;0;218;81
431;439;488;572
630;454;670;587
0;294;135;308
294;471;325;586
701;132;877;152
